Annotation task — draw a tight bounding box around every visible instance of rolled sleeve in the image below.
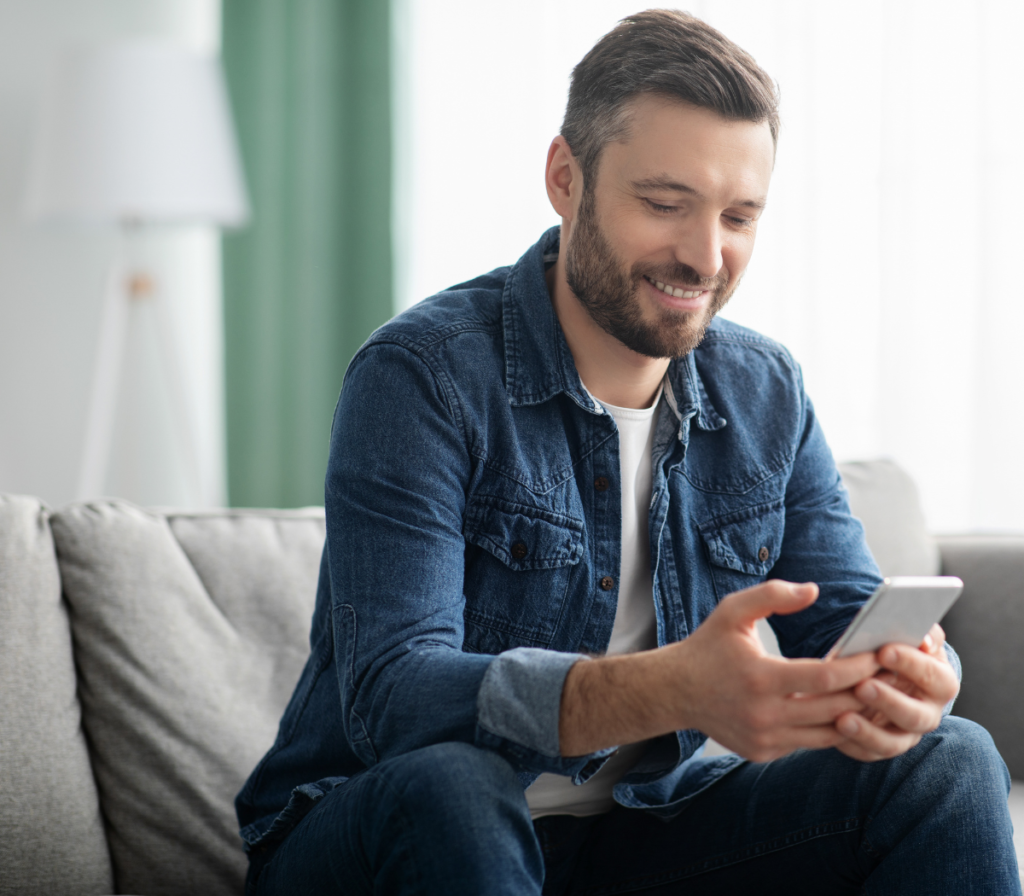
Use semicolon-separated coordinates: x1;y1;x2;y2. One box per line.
477;647;586;756
475;651;615;778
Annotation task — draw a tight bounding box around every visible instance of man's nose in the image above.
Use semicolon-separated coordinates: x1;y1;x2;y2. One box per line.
674;218;723;280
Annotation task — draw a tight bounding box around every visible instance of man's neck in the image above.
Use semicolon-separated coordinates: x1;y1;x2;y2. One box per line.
546;255;670;411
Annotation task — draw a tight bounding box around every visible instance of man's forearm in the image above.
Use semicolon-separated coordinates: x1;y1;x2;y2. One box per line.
559;647;684;756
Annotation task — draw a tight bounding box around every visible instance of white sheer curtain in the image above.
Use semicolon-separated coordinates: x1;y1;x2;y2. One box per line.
394;0;1024;532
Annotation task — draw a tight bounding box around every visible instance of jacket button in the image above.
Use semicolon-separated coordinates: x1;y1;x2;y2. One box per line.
594;476;609;492
511;541;528;560
758;546;770;562
600;576;615;591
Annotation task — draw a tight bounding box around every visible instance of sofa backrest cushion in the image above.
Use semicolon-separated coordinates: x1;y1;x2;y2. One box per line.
838;458;941;577
0;495;114;896
49;501;323;896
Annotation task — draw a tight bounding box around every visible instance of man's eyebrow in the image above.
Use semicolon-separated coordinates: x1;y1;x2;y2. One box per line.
629;176;767;210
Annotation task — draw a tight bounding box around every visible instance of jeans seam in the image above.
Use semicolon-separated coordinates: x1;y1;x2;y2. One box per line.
574;817;863;895
858;814;884;862
365;768;424;895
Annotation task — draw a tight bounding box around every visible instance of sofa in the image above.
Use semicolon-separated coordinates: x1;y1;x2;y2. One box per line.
1;459;1022;895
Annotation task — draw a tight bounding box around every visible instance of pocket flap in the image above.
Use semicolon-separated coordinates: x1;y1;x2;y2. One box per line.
464;497;583;570
700;501;784;576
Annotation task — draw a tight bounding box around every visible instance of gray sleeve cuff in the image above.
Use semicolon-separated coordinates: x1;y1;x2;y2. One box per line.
476;647;586;757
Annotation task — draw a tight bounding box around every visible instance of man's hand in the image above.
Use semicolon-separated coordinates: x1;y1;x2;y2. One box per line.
832;624;960;762
559;580;880;760
664;580;880;761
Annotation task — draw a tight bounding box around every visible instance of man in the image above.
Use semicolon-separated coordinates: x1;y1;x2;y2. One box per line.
238;10;1018;894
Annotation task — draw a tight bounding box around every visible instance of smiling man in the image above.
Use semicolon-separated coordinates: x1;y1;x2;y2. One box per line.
237;11;1018;895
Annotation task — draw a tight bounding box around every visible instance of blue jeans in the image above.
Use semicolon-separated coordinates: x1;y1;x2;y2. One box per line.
247;716;1018;895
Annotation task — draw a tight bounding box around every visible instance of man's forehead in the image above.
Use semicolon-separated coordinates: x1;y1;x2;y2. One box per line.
599;97;775;200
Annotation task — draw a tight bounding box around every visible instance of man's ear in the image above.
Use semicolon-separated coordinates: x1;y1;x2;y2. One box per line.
545;136;581;222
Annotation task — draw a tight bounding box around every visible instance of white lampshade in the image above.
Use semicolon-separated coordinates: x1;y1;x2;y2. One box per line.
25;42;249;226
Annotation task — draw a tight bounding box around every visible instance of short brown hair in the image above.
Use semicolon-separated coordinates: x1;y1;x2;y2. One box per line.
561;9;780;188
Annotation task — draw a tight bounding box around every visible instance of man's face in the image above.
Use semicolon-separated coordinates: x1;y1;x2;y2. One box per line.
564;97;775;359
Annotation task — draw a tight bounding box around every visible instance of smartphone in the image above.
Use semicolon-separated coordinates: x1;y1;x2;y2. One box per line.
825;576;963;660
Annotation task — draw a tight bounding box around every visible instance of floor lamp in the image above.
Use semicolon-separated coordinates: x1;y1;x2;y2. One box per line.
25;42;249;501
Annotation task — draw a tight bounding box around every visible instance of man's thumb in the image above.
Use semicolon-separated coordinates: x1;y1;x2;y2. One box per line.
725;579;819;624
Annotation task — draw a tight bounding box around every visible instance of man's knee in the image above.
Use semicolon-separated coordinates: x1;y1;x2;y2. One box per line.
929;716;1007;782
358;742;542;888
917;715;1010;796
367;741;529;825
254;744;540;895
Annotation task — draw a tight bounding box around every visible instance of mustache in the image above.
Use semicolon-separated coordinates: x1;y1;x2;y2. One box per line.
636;264;724;291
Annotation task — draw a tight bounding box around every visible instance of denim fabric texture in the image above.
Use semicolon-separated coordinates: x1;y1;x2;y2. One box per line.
245;718;1018;895
236;226;895;850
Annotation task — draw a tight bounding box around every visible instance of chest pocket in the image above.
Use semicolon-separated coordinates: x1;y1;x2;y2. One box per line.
462;496;583;654
699;500;785;600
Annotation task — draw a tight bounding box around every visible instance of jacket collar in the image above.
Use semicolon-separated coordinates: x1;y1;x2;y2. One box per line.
502;227;726;432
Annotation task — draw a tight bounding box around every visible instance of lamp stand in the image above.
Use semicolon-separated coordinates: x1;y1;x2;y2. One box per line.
76;227;204;502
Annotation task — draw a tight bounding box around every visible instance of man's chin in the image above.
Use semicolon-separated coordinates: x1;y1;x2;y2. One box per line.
619;308;717;359
615;324;710;360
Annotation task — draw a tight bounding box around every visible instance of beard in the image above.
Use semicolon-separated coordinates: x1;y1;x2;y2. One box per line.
564;188;737;359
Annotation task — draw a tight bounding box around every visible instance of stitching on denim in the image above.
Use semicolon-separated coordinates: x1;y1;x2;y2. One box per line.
463;500;584;577
502;246;524;394
351;340;472;453
700;329;800;373
463;608;556;645
366;771;424;894
469;429;617;494
368;323;497;354
859;827;884;862
681;451;795;496
653;529;686;641
576;817;863;895
422;348;472;450
698;498;787;533
336;603;378;766
465;494;585;532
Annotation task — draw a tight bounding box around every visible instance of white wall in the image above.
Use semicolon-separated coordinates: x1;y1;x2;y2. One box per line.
0;0;225;508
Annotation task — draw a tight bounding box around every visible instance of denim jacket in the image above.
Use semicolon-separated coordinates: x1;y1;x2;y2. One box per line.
236;226;893;850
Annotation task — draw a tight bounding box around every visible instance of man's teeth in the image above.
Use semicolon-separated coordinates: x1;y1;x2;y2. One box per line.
650;278;702;299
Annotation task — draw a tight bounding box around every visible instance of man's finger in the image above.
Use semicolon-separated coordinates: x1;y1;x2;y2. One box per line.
878;642;959;705
721;721;850;762
720;580;819;627
776;691;866;727
835;711;922;760
834;735;918;764
854;678;940;734
921;623;945;657
768;652;879;696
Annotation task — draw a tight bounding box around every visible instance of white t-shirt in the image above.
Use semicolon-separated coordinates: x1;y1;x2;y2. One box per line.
525;385;662;818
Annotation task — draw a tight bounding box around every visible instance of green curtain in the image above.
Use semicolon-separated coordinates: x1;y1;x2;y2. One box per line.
221;0;392;507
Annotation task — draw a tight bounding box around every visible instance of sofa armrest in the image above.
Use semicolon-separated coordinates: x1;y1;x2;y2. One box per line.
938;535;1024;778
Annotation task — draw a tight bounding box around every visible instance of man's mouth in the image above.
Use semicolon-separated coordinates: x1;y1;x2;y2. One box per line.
643;275;705;299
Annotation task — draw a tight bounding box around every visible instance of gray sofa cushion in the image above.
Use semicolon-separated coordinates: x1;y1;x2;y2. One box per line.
838;459;941;577
0;495;114;896
50;501;323;896
939;535;1024;779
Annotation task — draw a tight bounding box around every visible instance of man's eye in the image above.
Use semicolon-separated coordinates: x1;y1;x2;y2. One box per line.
726;215;754;228
645;199;676;214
